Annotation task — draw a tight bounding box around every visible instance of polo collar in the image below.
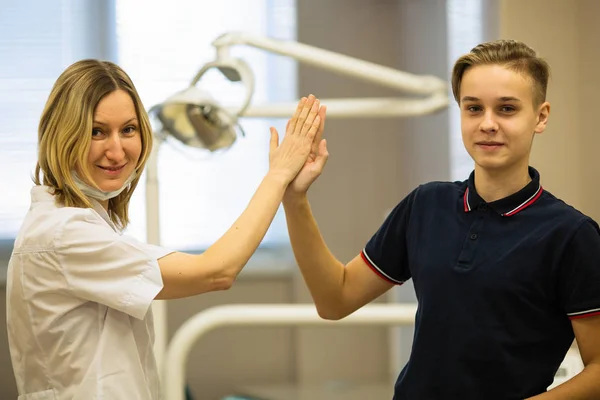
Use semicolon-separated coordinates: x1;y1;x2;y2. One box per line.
463;166;543;217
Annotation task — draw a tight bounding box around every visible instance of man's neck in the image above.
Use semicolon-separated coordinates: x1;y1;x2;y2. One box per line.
473;164;532;203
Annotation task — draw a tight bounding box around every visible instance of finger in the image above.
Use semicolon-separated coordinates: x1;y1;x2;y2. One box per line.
300;99;320;138
287;97;307;136
315;139;329;168
311;105;327;155
269;127;279;153
293;94;316;136
306;115;321;143
319;138;328;153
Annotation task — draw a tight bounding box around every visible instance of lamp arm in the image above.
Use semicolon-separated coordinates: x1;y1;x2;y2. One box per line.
233;94;449;119
212;31;447;96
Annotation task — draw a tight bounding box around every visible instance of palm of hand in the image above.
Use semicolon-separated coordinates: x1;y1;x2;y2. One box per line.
287;146;324;194
282;101;328;195
289;160;315;193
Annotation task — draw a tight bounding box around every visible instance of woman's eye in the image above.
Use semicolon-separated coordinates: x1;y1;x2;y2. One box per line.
91;129;103;137
123;126;137;135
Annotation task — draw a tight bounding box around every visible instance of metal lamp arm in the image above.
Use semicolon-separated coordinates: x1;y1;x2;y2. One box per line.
212;31;447;96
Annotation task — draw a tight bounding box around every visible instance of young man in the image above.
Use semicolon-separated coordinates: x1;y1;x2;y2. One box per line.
283;40;600;399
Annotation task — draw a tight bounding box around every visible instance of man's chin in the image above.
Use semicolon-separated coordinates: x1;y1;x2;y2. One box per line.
474;159;510;172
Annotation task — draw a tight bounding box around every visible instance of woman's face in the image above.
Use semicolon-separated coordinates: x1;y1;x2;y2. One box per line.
86;89;142;193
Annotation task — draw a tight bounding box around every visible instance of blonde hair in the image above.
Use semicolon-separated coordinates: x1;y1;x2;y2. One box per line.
35;59;153;229
451;39;550;106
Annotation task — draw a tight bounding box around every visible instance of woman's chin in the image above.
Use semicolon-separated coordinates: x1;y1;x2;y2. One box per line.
96;181;124;193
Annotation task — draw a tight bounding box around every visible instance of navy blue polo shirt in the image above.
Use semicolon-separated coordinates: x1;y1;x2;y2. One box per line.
362;167;600;400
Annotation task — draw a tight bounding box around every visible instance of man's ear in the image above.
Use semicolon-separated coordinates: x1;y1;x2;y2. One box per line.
534;101;551;134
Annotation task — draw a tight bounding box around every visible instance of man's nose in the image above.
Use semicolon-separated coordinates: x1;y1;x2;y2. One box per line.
479;110;499;133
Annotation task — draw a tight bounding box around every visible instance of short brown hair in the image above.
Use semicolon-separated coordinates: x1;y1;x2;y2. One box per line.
35;59;153;229
451;39;550;106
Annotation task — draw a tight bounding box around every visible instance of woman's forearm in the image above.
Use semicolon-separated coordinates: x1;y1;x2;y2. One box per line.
200;172;289;280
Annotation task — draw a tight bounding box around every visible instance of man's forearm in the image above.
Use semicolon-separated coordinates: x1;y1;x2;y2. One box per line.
527;363;600;400
283;194;347;318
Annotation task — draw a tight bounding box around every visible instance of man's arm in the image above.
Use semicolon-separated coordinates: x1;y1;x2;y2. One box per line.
283;194;394;320
527;315;600;399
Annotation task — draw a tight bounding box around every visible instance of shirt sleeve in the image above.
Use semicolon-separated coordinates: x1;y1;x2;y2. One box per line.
559;218;600;320
362;188;417;285
56;211;173;320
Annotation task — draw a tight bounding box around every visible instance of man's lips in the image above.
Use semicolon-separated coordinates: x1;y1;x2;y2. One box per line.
476;142;504;151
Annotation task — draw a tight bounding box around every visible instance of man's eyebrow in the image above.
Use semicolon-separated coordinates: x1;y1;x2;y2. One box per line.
498;96;521;102
461;96;522;102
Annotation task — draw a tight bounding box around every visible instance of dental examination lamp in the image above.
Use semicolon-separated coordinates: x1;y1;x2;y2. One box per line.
148;31;449;151
145;31;450;373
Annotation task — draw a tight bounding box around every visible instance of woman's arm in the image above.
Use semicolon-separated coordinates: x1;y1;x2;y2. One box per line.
156;95;324;299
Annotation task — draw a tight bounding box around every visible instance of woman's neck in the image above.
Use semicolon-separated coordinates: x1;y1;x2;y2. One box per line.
99;199;109;211
474;165;532;203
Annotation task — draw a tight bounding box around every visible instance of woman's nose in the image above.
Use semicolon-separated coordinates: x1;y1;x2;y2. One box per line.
104;133;125;161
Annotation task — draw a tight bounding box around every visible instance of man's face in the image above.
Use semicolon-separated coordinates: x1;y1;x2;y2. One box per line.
459;64;550;175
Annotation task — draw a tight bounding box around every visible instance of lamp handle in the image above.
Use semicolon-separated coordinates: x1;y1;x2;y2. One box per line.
189;57;255;120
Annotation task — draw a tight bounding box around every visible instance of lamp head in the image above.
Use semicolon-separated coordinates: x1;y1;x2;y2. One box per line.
150;88;239;151
149;57;254;152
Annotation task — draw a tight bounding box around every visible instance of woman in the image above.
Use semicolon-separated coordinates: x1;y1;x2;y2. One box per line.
6;59;325;399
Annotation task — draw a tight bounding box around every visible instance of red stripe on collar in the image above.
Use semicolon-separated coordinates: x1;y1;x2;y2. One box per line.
463;186;544;216
502;186;544;217
463;188;470;212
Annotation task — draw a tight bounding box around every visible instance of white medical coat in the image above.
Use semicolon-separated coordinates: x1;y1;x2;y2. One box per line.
6;186;172;399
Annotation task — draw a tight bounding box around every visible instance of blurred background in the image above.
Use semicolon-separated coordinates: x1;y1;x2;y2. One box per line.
1;0;599;399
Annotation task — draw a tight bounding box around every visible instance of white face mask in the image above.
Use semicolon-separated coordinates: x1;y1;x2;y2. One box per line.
72;171;137;201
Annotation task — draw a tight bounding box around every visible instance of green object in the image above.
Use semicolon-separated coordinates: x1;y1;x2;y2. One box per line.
185;384;194;400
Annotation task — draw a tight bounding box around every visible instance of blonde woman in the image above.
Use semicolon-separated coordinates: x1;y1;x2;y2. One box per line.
6;59;325;400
